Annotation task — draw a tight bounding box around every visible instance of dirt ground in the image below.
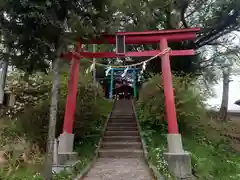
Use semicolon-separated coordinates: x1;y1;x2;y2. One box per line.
225;115;240;151
206;113;240;152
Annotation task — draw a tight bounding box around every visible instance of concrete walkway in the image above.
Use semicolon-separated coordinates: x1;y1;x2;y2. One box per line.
83;158;153;180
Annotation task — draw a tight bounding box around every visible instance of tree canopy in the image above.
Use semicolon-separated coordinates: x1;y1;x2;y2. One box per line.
0;0;112;74
0;0;240;76
108;0;240;75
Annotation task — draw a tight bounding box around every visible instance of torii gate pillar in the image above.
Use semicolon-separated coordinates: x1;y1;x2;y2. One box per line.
58;44;82;158
160;38;183;153
160;38;193;179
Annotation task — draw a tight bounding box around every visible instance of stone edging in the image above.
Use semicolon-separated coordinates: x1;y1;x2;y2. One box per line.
74;99;117;180
131;99;164;180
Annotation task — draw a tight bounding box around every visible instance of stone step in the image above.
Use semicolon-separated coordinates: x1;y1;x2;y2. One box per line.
108;120;136;123
101;142;142;149
98;149;144;158
105;130;139;136
107;125;138;129
112;113;133;114
107;126;138;131
103;136;140;142
110;115;135;118
111;112;134;114
107;122;137;127
110;117;135;120
109;117;135;120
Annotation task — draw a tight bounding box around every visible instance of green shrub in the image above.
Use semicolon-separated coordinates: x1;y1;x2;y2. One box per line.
136;74;208;178
15;101;51;150
16;73;109;151
137;74;240;179
2;71;51;119
1;70;111;178
137;74;207;134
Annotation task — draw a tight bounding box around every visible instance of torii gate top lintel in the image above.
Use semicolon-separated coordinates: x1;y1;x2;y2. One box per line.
62;27;200;60
79;27;200;45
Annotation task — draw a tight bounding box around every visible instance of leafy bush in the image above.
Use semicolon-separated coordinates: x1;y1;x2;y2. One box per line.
137;74;240;179
183;134;240;180
0;70;111;178
0;121;22;147
1;71;51;119
136;74;208;178
16;75;108;151
137;74;207;134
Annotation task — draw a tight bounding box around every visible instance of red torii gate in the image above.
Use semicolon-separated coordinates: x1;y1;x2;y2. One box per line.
58;28;200;161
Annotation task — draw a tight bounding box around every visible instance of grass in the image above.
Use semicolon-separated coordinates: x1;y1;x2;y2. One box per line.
73;136;101;173
0;165;43;180
0;98;113;179
140;123;173;180
0;119;43;179
183;136;240;180
139;116;240;180
14;164;41;176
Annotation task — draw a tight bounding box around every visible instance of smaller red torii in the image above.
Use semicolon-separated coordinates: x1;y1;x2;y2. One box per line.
59;28;200;156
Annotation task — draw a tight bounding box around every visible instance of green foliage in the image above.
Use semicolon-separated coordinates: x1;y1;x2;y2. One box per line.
137;74;240;179
0;118;44;179
140;125;173;179
137;74;207;134
15;100;50;150
140;121;240;180
0;120;21;147
15;74;109;151
0;70;112;178
0;170;80;180
0;174;43;180
0;0;112;73
137;74;207;178
0;71;51;119
109;0;240;75
183;134;240;180
73;97;112;167
0;153;43;180
0;103;111;180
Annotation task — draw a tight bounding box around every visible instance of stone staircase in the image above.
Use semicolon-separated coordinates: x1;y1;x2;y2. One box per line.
98;99;144;159
82;99;152;180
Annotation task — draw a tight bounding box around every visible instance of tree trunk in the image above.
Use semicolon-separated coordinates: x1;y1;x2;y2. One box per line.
0;60;8;104
219;67;230;121
44;49;62;180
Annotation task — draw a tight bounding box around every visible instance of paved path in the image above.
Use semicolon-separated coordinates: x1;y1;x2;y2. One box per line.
83;158;153;180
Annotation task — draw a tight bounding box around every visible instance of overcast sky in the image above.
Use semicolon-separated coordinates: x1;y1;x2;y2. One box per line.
207;31;240;111
207;75;240;111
